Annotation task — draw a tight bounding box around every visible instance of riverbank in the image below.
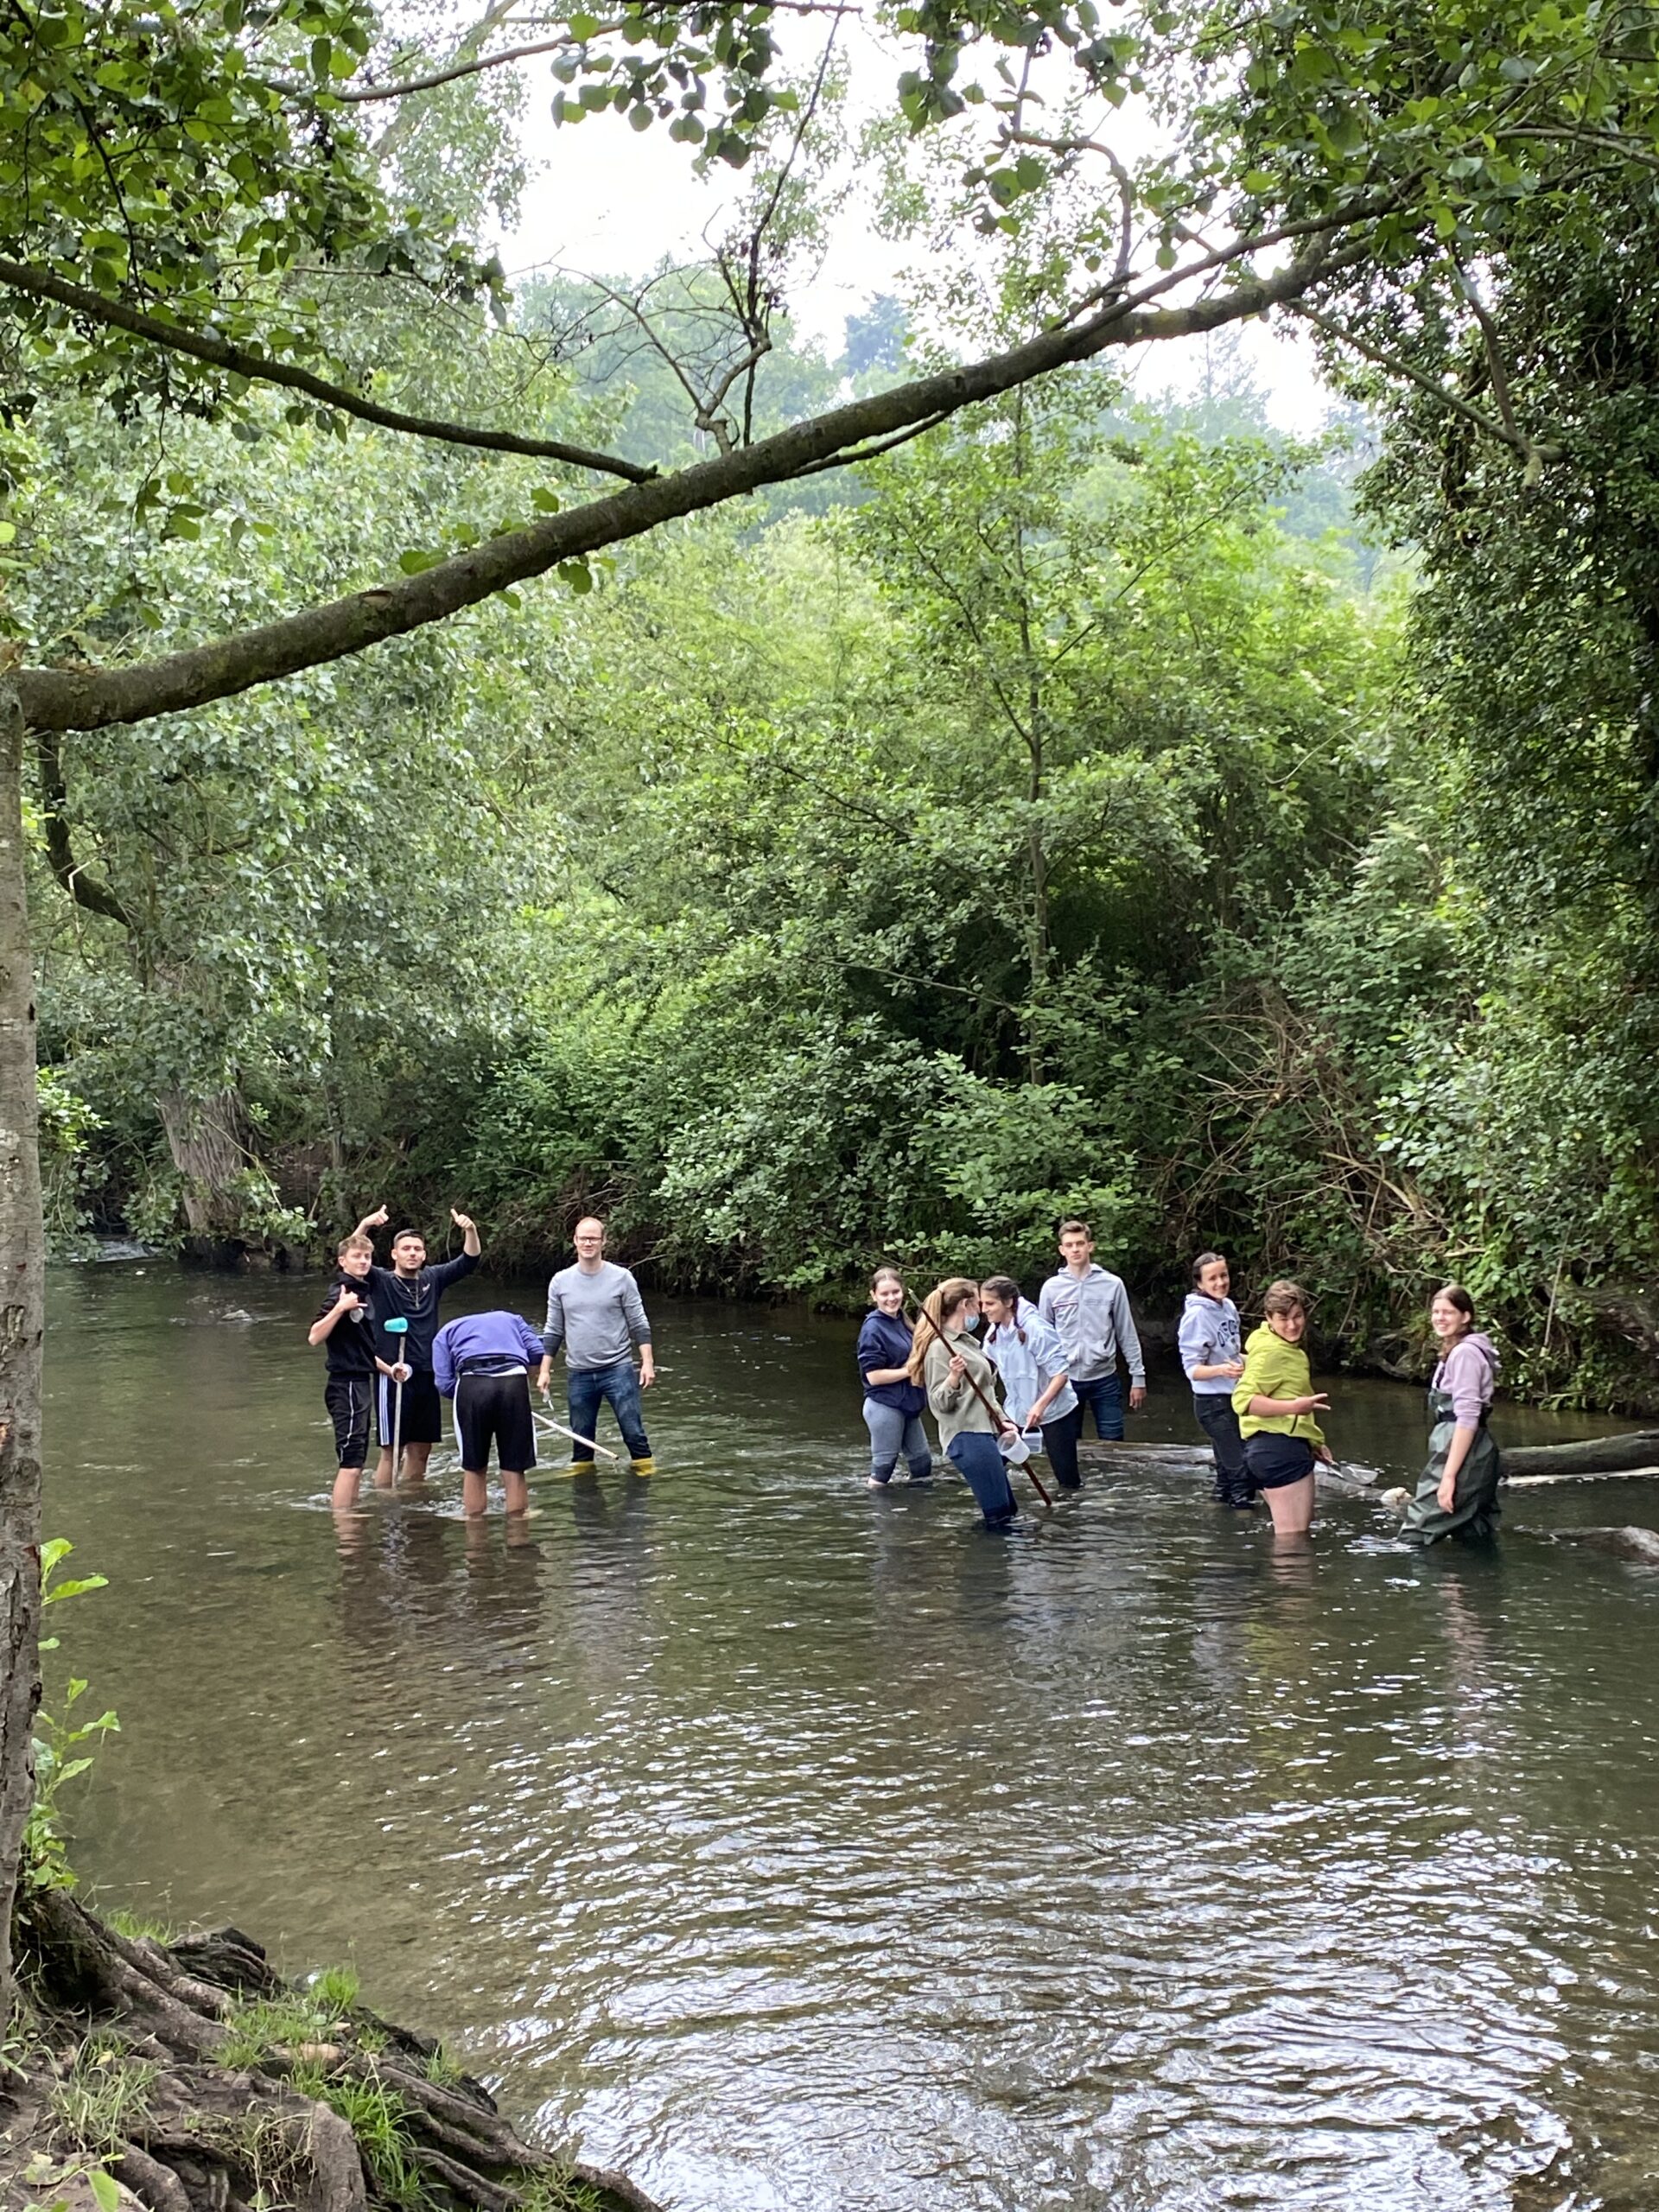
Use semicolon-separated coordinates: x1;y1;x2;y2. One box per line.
5;1893;661;2212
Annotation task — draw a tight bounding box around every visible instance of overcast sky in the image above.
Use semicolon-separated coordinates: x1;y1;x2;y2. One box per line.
497;26;1333;431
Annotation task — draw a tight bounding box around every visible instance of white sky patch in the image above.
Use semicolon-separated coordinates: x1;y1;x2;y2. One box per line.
498;22;1335;435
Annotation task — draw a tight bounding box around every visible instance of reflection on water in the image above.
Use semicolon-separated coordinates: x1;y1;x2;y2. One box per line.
43;1266;1659;2211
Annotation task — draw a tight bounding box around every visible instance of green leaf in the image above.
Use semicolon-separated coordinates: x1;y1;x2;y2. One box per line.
89;2167;120;2212
43;1574;108;1603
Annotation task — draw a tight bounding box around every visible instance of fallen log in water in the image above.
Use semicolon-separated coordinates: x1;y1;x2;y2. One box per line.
1075;1441;1379;1497
1081;1429;1659;1490
1527;1523;1659;1565
1500;1428;1659;1479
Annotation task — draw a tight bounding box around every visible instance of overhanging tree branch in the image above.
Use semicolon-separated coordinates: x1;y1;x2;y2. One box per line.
0;259;655;484
1288;298;1564;471
35;730;132;927
15;244;1359;736
297;0;855;105
315;31;608;103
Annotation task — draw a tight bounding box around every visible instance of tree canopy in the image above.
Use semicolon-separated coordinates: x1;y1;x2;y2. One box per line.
3;0;1656;731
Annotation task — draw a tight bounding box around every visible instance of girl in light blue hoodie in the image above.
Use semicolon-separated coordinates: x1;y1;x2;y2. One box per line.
981;1277;1083;1491
1178;1251;1252;1508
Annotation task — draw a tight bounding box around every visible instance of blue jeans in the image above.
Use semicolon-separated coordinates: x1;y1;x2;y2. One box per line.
863;1399;932;1483
568;1359;651;1463
946;1433;1018;1528
1072;1373;1124;1440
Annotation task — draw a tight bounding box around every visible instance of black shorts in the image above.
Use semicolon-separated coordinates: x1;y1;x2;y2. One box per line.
325;1374;372;1468
1244;1433;1315;1490
378;1368;443;1447
454;1370;536;1472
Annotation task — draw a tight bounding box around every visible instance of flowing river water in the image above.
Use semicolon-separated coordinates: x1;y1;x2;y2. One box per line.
43;1262;1659;2211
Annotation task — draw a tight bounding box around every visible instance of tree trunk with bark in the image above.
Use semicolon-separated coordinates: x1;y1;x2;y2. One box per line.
0;677;43;2018
156;1086;255;1262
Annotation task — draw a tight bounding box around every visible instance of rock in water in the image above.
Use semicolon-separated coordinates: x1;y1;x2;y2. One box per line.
1546;1524;1659;1564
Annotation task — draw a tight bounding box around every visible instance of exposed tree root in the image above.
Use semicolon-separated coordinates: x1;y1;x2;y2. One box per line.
2;1891;663;2212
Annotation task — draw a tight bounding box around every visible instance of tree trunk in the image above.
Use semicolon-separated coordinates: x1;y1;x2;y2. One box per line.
1500;1428;1659;1479
157;1086;253;1256
0;677;45;2013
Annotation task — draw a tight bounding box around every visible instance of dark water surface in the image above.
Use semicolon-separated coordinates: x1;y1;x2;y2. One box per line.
44;1264;1659;2211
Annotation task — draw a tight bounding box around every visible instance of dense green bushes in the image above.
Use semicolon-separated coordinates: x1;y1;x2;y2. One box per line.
27;346;1659;1403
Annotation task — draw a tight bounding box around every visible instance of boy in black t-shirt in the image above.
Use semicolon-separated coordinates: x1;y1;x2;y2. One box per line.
308;1233;386;1511
351;1203;482;1485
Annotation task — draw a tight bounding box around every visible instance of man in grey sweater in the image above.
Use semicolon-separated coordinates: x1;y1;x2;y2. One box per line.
1035;1217;1147;1441
537;1217;657;1471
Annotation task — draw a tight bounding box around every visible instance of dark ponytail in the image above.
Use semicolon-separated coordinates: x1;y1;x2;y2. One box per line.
981;1275;1025;1344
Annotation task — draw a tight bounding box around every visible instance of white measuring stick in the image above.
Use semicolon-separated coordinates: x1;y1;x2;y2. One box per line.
1506;1465;1659;1489
536;1391;620;1461
385;1315;410;1478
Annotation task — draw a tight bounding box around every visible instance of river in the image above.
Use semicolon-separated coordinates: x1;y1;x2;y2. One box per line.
42;1262;1659;2211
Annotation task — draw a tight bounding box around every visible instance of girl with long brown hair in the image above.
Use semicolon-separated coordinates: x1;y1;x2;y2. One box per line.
855;1266;933;1488
907;1278;1020;1529
1398;1284;1502;1543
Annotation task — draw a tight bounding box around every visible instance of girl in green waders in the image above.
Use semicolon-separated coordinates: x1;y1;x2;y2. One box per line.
1401;1284;1503;1545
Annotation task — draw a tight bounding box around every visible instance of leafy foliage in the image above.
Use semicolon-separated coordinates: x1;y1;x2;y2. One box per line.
26;1543;118;1895
7;3;1659;1408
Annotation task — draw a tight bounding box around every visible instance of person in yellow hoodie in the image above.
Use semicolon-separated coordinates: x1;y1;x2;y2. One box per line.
1231;1281;1333;1535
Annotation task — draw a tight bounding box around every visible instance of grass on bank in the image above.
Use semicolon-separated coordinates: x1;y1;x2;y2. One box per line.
35;1941;611;2212
47;2038;157;2157
105;1906;175;1944
290;2063;427;2209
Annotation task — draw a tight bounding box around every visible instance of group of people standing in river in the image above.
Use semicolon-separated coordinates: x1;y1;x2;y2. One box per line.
856;1218;1504;1544
308;1209;655;1516
306;1199;1502;1548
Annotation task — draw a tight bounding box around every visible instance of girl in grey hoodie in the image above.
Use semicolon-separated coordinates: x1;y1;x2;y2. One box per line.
1400;1283;1502;1543
1178;1251;1252;1509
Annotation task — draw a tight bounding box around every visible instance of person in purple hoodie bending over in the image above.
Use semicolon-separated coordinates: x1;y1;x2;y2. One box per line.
434;1309;548;1519
1398;1283;1503;1544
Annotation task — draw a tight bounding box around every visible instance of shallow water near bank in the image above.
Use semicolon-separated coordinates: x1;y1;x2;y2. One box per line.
43;1264;1659;2211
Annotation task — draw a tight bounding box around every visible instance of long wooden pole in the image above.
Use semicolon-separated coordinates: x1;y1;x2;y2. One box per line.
908;1295;1054;1509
